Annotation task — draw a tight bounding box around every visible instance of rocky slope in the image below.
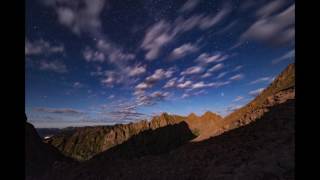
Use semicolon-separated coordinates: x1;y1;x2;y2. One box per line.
25;121;72;179
195;63;295;141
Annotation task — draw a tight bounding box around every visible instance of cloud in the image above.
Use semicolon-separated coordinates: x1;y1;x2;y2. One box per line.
272;49;295;64
201;72;212;78
108;95;115;99
181;66;203;75
216;71;228;79
135;91;170;106
229;74;244;81
44;0;137;82
182;89;207;99
249;76;273;84
39;60;68;73
146;68;175;83
233;65;243;71
100;69;140;87
73;82;84;88
163;77;177;88
25;39;64;56
198;4;232;30
141;5;231;60
256;0;286;18
249;88;265;96
226;104;243;112
107;110;146;120
233;96;244;102
195;53;228;66
241;3;295;45
179;0;200;13
169;43;199;60
127;64;147;77
141;21;175;60
181;93;190;99
177;80;193;89
96;40;136;63
34;107;83;115
191;81;212;89
135;68;175;91
208;63;224;73
191;81;230;90
43;0;106;36
83;47;105;62
135;82;153;91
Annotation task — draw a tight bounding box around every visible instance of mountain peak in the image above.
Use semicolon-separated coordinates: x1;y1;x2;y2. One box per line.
201;111;222;120
187;113;198;119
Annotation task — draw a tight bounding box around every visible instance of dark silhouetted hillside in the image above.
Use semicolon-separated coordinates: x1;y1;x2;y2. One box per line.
25;122;72;179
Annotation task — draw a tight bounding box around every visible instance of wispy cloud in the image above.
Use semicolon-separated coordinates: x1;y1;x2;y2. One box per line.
208;63;224;73
216;71;228;79
83;47;106;62
229;74;244;81
108;95;115;99
169;43;199;60
249;88;265;96
233;65;243;72
177;80;193;89
272;49;295;64
241;3;295;46
39;60;68;73
42;0;106;36
256;0;286;17
179;0;200;13
195;53;228;66
72;82;84;88
135;68;175;91
34;107;84;115
135;91;171;107
25;39;64;56
127;64;147;77
182;89;207;99
181;66;203;75
163;77;178;88
233;96;244;102
141;4;231;60
249;76;273;84
226;104;243;112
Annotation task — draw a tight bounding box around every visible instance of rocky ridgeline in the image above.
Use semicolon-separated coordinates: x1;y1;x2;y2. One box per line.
46;113;187;160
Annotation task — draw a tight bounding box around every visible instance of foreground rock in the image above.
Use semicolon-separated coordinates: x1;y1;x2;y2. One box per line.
25;122;72;179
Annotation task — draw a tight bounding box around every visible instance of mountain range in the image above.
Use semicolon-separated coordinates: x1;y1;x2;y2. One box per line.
26;63;295;180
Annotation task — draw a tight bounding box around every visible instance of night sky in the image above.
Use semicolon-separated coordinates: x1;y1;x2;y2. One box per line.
26;0;295;128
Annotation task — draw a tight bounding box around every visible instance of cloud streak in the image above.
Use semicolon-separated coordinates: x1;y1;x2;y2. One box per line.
34;107;84;115
25;39;64;56
249;88;265;96
241;3;295;46
141;4;231;60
